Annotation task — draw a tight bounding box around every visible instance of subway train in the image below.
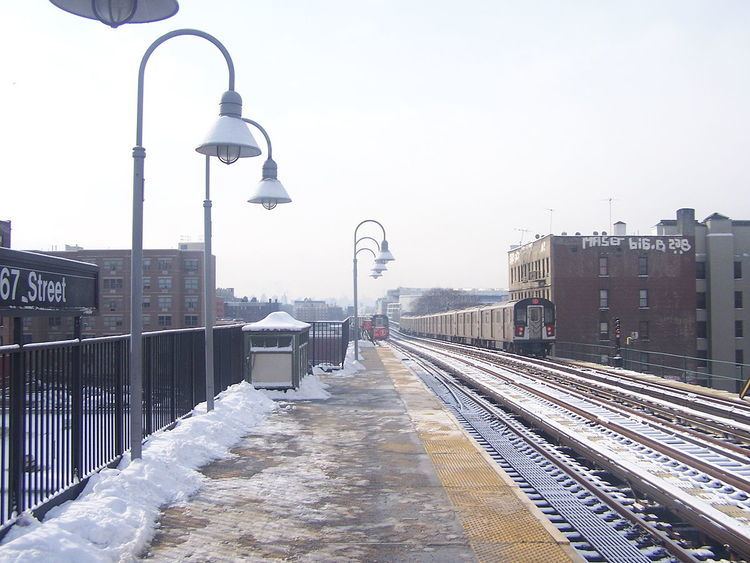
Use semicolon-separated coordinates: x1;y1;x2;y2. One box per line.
399;297;556;357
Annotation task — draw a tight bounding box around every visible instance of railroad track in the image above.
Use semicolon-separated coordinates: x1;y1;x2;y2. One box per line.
391;334;750;560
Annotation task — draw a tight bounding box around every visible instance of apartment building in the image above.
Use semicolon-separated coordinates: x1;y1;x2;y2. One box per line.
508;223;696;369
24;243;213;342
657;208;750;388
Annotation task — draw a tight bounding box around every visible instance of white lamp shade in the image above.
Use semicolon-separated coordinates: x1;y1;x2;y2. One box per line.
369;272;382;278
375;239;395;262
372;261;387;273
196;115;262;162
248;178;292;209
50;0;179;26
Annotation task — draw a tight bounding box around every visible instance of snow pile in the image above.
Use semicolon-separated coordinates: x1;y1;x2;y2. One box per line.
242;311;310;332
262;374;331;401
0;382;276;562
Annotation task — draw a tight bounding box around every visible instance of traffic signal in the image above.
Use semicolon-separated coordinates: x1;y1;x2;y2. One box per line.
614;317;621;338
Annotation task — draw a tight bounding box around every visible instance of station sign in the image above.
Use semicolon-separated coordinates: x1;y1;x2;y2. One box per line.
0;248;99;315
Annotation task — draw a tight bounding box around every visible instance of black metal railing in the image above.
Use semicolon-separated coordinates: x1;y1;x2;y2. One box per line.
308;318;350;368
0;324;244;530
553;340;749;393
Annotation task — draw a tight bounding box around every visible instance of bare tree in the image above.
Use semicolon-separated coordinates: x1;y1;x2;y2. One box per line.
411;288;465;314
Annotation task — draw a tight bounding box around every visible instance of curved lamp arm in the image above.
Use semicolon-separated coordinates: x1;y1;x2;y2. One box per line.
355;236;380;251
242;118;272;159
136;29;235;146
353;219;387;257
356;247;378;260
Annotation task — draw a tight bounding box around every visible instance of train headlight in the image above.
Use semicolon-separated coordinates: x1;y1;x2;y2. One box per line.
545;324;555;337
515;325;525;337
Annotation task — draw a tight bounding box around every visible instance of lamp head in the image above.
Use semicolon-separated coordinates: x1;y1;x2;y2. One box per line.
375;239;395;263
369;270;382;279
196;91;262;164
372;261;387;273
247;158;292;210
49;0;179;27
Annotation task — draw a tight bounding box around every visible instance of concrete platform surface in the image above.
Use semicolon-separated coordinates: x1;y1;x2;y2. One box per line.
143;346;577;562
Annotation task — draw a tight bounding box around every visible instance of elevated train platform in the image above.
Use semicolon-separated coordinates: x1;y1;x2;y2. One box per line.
145;346;578;561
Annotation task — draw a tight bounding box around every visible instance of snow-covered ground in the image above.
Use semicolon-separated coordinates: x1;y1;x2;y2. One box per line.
0;343;369;562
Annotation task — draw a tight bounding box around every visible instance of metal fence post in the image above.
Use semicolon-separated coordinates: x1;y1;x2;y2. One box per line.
9;318;26;516
114;340;124;456
171;333;177;422
71;317;83;479
144;337;152;437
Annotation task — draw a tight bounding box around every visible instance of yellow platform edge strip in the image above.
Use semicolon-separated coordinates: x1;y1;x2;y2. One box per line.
378;347;584;563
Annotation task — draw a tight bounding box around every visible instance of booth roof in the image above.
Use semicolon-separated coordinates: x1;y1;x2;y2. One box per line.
242;311;311;332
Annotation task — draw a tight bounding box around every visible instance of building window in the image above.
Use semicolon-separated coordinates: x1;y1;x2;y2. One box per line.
107;298;121;312
737;350;745;365
158;296;172;311
696;261;706;279
638;320;649;341
638;255;648;276
599;256;609;276
639;289;649;308
696;321;707;339
143;277;151;290
158;315;172;327
103;315;123;332
158;258;172;271
736;291;744;309
599;289;609;309
599;321;609;340
735;261;742;279
143;258;151;271
143;297;151;309
184;258;199;271
697;292;706;309
185;277;199;290
103;278;123;290
736;320;744;338
185;296;199;311
185;315;199;327
158;277;172;290
143;315;151;326
103;259;123;272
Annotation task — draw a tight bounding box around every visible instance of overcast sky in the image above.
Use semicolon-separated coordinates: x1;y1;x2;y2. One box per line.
3;1;749;305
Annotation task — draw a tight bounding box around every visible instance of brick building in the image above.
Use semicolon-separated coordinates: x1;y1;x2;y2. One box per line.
657;208;750;389
24;244;213;342
508;226;696;365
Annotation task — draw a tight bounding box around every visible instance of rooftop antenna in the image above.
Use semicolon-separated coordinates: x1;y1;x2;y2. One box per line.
600;197;617;233
514;227;531;245
545;208;554;235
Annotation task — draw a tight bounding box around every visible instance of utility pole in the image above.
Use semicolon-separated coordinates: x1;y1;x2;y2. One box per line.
601;197;617;233
545;208;554;235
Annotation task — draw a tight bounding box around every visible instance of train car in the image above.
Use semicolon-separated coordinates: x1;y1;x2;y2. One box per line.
399;297;555;357
499;297;555;356
371;314;389;340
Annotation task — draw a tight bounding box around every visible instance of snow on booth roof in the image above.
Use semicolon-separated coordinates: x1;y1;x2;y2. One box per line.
242;311;311;332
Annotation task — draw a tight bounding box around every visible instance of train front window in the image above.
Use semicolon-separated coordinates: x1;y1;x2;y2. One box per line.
544;304;555;323
515;306;527;324
529;307;541;322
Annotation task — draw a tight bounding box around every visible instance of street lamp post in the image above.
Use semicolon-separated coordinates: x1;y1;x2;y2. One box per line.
129;29;262;460
352;220;395;362
199;119;290;412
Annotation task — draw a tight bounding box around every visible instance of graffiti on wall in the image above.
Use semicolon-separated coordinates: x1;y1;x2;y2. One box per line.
581;236;692;254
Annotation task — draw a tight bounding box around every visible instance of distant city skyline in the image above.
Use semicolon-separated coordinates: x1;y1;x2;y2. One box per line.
4;2;749;303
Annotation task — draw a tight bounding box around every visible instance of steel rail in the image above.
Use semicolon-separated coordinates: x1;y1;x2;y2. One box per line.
410;334;750;446
394;336;750;559
393;340;699;563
